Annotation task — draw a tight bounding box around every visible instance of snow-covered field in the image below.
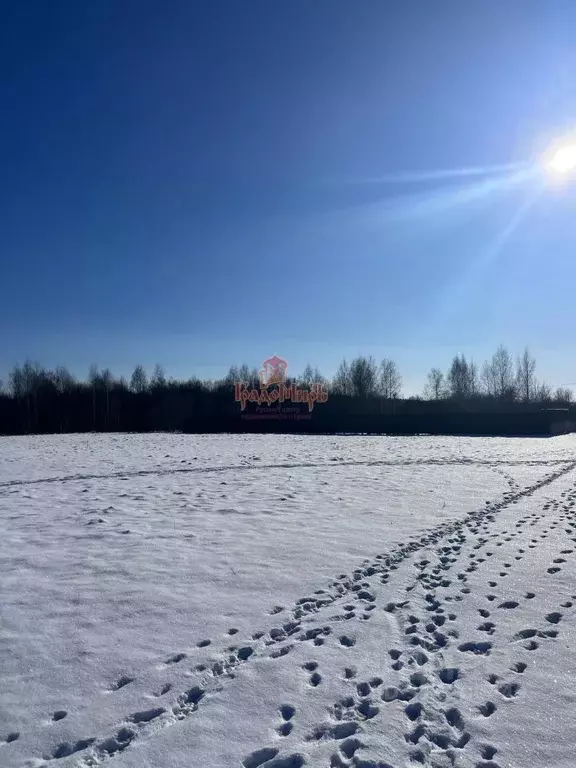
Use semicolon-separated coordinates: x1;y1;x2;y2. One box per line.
1;433;576;768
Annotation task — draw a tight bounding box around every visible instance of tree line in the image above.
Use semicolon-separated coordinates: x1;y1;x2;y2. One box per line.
422;346;572;404
0;345;572;435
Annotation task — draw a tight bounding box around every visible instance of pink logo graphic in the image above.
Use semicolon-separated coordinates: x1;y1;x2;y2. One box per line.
234;356;328;417
259;355;288;387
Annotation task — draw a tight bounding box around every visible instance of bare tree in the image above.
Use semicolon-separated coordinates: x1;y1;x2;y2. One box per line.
101;368;113;427
238;364;251;383
467;359;479;396
447;355;470;399
379;358;402;399
553;387;573;405
332;359;352;395
516;347;537;402
299;363;315;388
483;345;516;400
88;364;99;429
481;359;496;397
312;366;326;386
536;381;552;402
9;365;25;398
424;368;446;400
349;356;378;398
10;361;44;432
53;366;75;394
151;363;166;389
223;365;239;385
130;364;148;394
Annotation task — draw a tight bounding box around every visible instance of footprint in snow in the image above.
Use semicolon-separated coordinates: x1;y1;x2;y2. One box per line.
546;612;562;624
111;675;134;691
309;672;322;687
165;652;186;665
458;641;492;655
438;668;460;684
343;666;356;679
498;682;520;698
478;701;497;717
277;707;295;737
129;707;165;723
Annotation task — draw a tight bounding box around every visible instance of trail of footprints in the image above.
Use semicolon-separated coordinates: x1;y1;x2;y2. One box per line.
6;465;576;766
243;479;576;768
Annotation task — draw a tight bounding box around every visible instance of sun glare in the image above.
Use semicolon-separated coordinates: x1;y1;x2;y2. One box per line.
545;142;576;177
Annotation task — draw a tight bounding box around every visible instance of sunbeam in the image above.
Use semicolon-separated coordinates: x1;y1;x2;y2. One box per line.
474;184;543;272
430;182;544;329
347;161;529;185
358;165;538;225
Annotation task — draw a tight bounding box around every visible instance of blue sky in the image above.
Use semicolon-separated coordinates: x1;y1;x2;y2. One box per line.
1;1;576;394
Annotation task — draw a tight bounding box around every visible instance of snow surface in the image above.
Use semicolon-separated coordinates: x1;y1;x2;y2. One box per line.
1;433;576;768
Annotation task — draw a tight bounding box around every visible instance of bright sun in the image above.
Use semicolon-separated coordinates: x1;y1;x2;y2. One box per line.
546;142;576;176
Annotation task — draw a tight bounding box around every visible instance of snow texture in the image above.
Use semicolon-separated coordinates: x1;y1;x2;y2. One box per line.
1;433;576;768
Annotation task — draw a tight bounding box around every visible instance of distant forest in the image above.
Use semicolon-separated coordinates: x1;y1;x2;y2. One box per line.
0;345;574;436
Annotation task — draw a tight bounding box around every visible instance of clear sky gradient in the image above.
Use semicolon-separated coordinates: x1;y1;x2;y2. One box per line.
1;1;575;394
